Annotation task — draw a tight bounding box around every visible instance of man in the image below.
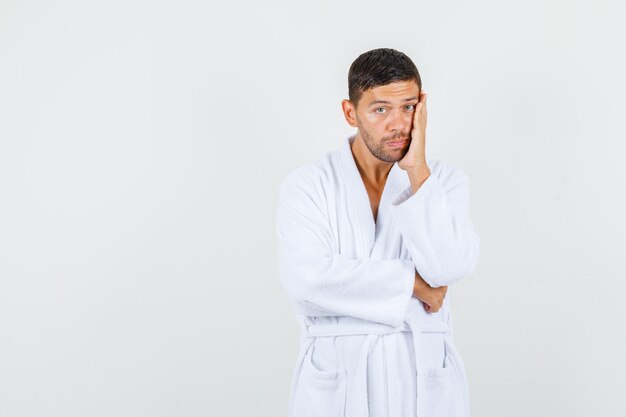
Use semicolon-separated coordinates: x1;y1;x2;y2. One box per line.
275;48;480;417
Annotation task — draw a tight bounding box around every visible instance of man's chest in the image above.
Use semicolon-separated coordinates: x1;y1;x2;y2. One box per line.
324;183;405;259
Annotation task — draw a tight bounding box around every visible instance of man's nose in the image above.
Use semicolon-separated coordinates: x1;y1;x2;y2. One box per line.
387;109;409;133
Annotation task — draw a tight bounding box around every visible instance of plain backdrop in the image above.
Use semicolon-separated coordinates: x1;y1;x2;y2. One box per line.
1;0;625;416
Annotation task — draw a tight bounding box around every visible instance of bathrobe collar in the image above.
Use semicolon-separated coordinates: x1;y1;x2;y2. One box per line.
338;134;407;255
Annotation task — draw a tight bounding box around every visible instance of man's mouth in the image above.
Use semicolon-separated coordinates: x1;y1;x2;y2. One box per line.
386;138;407;147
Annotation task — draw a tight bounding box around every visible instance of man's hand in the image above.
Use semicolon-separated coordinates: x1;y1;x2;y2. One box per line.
398;89;428;172
413;270;447;313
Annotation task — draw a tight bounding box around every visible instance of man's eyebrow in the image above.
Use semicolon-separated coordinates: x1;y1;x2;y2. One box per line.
368;97;419;107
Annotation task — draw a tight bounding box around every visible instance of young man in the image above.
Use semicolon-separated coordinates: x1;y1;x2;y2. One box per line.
276;48;480;417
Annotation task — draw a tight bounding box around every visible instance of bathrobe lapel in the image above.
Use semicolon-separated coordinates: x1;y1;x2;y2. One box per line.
338;135;408;257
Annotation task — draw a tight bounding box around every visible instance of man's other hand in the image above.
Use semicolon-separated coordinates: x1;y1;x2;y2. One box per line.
413;271;448;313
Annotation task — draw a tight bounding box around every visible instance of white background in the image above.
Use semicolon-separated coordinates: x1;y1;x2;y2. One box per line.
1;1;625;416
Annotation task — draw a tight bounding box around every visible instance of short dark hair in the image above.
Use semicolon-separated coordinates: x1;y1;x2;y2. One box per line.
348;48;422;107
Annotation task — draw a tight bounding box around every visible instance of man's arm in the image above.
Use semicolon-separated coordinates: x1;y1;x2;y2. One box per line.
390;163;480;287
276;169;416;327
395;89;480;288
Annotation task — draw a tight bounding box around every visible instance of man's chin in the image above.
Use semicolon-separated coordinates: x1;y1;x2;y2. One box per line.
389;148;409;162
374;151;405;164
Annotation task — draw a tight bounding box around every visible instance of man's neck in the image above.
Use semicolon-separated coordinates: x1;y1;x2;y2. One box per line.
350;134;393;186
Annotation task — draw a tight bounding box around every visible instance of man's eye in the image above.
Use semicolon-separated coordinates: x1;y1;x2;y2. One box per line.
405;104;416;111
375;108;386;114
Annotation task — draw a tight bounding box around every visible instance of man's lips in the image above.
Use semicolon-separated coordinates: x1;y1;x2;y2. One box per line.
386;138;407;147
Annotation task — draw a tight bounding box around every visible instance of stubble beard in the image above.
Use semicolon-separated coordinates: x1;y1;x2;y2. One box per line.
357;119;409;163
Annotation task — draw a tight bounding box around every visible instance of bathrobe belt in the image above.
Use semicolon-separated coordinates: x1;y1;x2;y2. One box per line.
297;312;452;417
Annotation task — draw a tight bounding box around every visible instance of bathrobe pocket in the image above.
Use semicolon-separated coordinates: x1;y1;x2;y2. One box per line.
292;345;347;417
417;335;467;417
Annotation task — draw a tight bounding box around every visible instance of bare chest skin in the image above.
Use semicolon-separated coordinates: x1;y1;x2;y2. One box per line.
362;180;385;224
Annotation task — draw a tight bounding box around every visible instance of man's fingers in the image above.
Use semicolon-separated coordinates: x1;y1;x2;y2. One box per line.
422;301;443;314
412;103;422;125
413;91;427;125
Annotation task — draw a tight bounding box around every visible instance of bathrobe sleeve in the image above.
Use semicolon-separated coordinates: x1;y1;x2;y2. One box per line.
389;161;480;288
276;169;416;327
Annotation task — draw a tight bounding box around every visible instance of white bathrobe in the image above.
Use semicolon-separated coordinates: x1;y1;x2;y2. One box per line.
276;134;480;417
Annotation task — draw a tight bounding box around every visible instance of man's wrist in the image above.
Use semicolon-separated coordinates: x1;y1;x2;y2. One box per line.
413;271;431;298
407;165;431;194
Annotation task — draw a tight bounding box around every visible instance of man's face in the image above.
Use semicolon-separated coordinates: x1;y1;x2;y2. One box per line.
354;80;420;163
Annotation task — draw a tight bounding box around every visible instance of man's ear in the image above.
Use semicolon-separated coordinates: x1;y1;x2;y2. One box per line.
341;99;358;128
